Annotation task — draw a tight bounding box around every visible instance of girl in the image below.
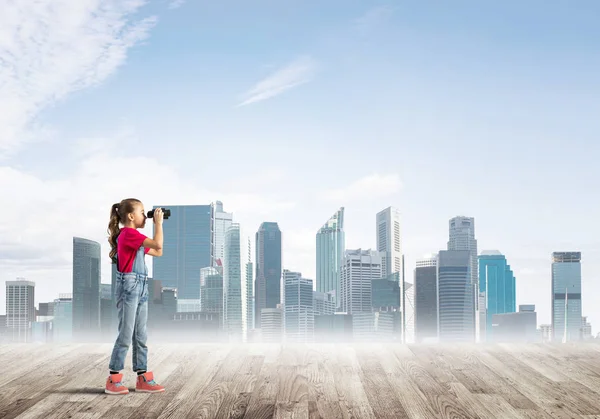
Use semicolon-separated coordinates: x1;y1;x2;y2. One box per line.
105;198;165;395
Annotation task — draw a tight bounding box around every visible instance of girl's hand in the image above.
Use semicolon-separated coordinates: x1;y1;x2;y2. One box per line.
153;208;164;225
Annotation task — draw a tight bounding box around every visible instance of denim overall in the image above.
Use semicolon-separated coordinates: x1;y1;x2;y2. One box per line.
109;242;149;372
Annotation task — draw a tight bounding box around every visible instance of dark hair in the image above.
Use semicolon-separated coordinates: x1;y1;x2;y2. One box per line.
108;198;142;263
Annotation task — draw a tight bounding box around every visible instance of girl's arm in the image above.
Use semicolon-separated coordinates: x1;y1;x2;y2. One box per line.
143;208;164;256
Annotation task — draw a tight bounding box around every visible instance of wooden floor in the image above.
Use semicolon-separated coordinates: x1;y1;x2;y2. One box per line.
1;342;600;419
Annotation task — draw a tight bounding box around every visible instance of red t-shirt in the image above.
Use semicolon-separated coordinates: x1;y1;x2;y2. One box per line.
117;227;150;272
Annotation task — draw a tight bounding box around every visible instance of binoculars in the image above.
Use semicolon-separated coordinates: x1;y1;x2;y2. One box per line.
147;208;171;220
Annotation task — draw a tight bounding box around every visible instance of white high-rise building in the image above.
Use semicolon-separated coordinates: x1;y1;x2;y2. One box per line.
551;252;582;342
340;249;383;314
415;254;438;343
223;223;251;341
437;250;475;342
6;279;35;343
403;281;415;343
261;307;283;342
283;270;314;342
376;207;402;278
314;291;336;316
316;208;345;307
448;216;479;340
416;254;438;268
201;266;220;287
213;201;233;267
245;237;254;332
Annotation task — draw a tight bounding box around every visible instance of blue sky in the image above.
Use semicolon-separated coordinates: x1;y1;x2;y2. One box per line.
1;0;599;331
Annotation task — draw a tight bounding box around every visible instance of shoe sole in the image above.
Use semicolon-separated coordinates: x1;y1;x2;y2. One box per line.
105;389;129;395
136;388;165;393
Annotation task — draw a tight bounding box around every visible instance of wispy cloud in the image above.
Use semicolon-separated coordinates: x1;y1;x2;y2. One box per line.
322;173;403;202
0;0;157;156
236;56;317;107
168;0;185;9
355;5;395;36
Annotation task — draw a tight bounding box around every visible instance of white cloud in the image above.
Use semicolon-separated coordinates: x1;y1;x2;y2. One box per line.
0;145;297;312
236;56;318;107
322;173;402;202
0;0;157;156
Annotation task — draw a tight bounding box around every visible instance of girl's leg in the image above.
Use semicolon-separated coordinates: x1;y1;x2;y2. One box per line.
132;299;149;372
109;281;140;372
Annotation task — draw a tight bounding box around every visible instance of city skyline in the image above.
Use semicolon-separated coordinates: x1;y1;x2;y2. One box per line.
1;204;594;332
1;1;599;332
2;207;593;343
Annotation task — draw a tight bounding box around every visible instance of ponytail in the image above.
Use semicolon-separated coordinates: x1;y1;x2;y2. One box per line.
108;203;121;263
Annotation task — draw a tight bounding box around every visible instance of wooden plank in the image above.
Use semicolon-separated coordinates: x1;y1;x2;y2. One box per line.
126;344;216;418
0;343;83;389
302;343;344;419
446;382;523;418
153;345;228;419
354;344;410;419
522;343;600;395
13;350;113;419
213;354;264;418
406;345;486;419
179;346;248;419
449;345;537;410
476;348;589;418
0;342;599;418
244;344;282;419
0;353;102;419
407;345;457;386
274;401;309;419
380;345;440;418
69;344;180;418
331;344;377;419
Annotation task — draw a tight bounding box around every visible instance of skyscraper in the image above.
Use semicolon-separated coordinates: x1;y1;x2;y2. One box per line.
376;207;402;279
283;270;314;342
200;267;223;315
479;251;516;341
314;291;336;316
223;223;248;340
403;281;415;343
340;249;383;314
213;201;233;266
316;207;345;308
437;250;475;342
491;305;537;343
100;283;113;341
72;237;101;341
53;294;73;343
245;237;254;332
110;263;117;331
551;252;582;342
152;204;214;299
371;273;400;311
415;254;438;343
447;216;478;340
261;307;283;343
6;279;35;342
255;222;282;328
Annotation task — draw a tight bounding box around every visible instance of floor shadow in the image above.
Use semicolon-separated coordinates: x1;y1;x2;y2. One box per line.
51;387;111;395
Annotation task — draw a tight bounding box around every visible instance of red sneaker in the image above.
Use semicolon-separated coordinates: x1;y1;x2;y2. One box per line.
105;373;129;395
136;372;165;393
